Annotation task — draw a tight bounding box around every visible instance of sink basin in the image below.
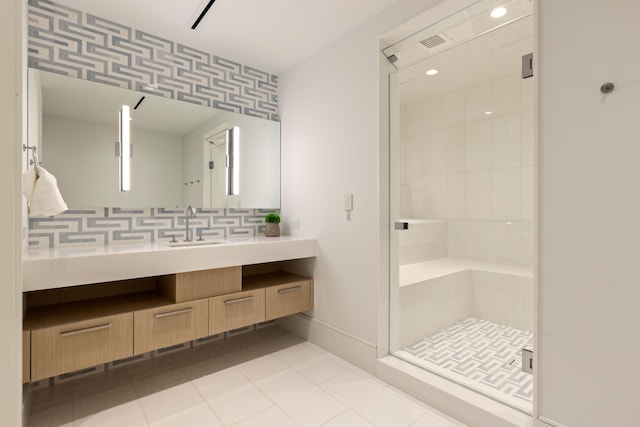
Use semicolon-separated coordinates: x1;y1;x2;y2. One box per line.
166;240;225;248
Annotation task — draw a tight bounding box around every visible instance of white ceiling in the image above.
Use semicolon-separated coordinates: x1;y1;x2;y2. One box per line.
398;15;533;102
387;0;534;102
53;0;405;75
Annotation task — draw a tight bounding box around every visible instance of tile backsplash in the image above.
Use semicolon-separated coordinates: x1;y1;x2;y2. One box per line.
28;208;277;249
28;0;278;120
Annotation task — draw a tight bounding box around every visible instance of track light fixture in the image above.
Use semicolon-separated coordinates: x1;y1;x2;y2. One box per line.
191;0;217;30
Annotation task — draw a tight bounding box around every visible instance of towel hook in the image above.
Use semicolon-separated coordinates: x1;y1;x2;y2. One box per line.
23;144;41;177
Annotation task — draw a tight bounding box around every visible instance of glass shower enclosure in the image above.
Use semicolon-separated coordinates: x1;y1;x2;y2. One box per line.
385;0;535;413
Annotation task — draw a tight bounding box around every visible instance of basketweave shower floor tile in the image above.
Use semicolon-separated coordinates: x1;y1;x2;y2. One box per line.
400;317;533;409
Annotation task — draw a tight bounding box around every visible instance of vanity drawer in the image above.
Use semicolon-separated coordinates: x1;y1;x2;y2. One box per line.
209;289;265;335
133;299;208;355
265;279;313;321
30;313;133;381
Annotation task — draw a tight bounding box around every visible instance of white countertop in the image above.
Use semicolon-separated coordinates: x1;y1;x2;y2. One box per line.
23;236;317;292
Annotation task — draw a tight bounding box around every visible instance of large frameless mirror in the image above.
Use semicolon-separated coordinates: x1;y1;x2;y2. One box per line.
28;69;280;209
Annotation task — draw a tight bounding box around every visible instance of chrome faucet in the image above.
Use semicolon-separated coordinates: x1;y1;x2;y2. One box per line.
184;205;196;242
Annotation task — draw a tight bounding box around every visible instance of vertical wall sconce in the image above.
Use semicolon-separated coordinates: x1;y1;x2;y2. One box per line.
119;105;131;192
226;126;240;195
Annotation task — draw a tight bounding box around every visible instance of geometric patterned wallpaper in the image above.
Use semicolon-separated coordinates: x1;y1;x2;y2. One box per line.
26;0;281;247
27;0;279;121
28;208;278;249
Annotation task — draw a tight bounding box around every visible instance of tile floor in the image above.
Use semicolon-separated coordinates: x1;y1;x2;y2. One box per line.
398;317;533;412
26;326;466;427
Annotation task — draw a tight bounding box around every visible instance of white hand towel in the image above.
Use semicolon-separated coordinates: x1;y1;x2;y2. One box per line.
22;167;37;205
22;166;68;217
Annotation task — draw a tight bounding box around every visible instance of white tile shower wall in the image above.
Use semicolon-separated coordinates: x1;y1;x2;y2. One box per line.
399;271;471;348
28;208;277;248
399;269;533;347
470;270;534;332
398;220;447;266
27;0;279;121
446;220;533;267
400;72;534;222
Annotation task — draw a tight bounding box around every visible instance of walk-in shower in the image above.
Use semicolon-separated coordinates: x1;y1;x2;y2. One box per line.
386;0;535;413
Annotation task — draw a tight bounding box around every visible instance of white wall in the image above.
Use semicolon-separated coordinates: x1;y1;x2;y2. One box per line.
0;0;23;424
538;0;640;425
279;0;449;361
401;71;535;222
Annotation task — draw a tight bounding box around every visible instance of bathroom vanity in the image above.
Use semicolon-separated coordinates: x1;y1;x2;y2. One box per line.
22;237;316;383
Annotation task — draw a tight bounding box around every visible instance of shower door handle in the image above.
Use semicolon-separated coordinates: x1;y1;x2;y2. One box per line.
394;222;409;230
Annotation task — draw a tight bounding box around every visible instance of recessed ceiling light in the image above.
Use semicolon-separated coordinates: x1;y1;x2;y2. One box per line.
490;7;507;18
426;69;439;76
484;111;493;115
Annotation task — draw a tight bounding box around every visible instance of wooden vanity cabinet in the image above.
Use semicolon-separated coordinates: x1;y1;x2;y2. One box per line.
134;299;209;355
265;280;313;320
158;266;241;302
244;272;314;321
209;289;266;335
23;289;172;382
30;313;133;381
22;265;313;382
23;330;30;384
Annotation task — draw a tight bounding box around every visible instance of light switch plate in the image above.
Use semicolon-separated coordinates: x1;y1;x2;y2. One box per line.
344;193;353;211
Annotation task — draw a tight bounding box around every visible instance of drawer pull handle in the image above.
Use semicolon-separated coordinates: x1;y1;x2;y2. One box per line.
225;296;254;304
278;285;302;294
60;323;112;337
155;308;193;318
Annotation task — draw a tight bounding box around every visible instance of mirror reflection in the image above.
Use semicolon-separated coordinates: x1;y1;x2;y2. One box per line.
29;69;280;209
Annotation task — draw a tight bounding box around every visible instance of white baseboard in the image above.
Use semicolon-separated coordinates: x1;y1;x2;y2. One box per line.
276;314;378;374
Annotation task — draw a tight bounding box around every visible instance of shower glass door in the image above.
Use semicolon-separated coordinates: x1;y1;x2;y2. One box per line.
386;0;535;413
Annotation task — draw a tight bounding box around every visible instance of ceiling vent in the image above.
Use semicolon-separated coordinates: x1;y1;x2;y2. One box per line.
420;34;447;49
